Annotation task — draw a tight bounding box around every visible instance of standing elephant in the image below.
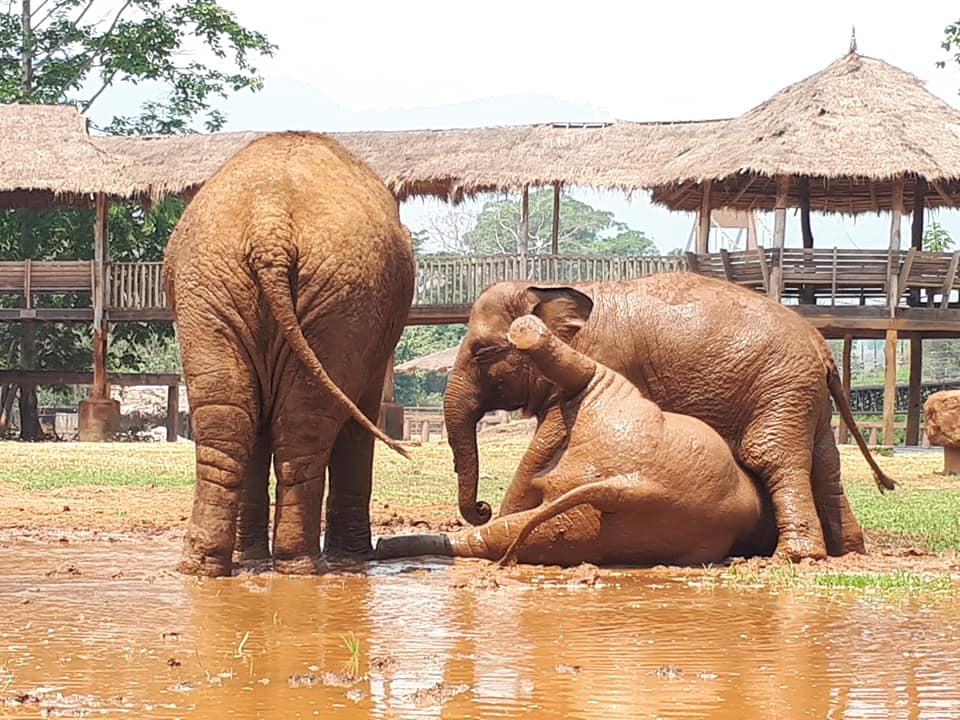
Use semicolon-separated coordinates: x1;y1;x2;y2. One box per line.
376;314;777;566
164;132;415;577
444;275;894;561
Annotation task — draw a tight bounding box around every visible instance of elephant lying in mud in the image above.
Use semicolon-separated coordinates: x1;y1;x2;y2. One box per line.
444;275;894;561
164;132;415;577
375;314;778;566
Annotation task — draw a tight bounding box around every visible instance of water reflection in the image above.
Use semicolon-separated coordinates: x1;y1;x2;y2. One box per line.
0;542;957;719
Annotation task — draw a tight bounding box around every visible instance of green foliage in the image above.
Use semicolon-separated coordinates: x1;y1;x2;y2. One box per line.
922;221;954;252
393;324;465;406
426;189;657;256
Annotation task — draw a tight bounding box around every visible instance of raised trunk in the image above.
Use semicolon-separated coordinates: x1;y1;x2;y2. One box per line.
508;315;596;396
443;370;492;526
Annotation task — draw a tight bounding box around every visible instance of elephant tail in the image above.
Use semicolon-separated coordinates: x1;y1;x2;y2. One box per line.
251;238;410;460
825;361;896;492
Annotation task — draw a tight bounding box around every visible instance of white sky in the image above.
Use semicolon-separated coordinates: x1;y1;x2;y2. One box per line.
149;2;960;252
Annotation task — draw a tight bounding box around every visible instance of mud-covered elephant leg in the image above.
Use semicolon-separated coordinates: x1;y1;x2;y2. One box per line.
324;380;385;558
498;405;566;516
270;392;339;574
811;422;865;556
233;431;272;564
177;343;261;577
738;416;827;561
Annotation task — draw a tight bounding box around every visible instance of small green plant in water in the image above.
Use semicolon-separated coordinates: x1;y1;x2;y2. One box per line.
812;569;953;593
340;632;361;677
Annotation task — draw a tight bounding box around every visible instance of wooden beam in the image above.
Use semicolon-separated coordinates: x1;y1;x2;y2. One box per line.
166;383;179;442
799;176;814;249
769;176;789;301
519;186;529;256
0;371;181;386
719;249;734;281
930;179;954;207
382;353;395;403
939;250;960;309
92;193;109;401
888;177;904;316
906;339;922;446
839;334;852;444
696;181;713;253
551;182;560;255
882;329;898;447
868;180;879;213
662;180;696;205
911;179;926;249
728;175;757;207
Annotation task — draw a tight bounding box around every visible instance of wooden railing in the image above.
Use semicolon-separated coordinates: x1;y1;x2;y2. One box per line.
3;249;960;316
109;262;166;310
414;254;685;305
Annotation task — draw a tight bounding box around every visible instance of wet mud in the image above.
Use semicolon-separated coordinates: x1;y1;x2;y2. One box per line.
1;539;959;719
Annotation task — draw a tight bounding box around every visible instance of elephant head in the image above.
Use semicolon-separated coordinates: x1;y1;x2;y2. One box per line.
444;282;594;526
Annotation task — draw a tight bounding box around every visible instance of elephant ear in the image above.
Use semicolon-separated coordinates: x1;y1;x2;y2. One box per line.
524;286;594;343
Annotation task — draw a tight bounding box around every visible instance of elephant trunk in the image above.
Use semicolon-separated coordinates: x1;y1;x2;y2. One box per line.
444;368;493;526
508;315;596;396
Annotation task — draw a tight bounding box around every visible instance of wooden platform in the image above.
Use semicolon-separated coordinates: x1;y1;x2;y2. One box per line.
2;250;960;335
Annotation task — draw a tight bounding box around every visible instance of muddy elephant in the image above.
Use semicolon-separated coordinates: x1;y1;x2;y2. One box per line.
376;314;777;566
444;274;894;561
164;132;415;576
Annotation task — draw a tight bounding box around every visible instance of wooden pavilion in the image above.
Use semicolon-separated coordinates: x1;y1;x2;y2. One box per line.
3;50;960;443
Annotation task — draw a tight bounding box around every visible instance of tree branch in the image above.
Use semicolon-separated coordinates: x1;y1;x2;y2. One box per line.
81;63;119;112
56;0;132;102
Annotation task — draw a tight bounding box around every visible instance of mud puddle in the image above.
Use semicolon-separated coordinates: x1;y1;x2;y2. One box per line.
0;541;958;719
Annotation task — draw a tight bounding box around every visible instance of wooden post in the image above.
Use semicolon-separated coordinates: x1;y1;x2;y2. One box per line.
519;186;530;257
378;352;403;440
799;176;816;304
382;354;395;403
906;338;922;446
768;176;789;301
839;334;853;444
696;181;713;254
165;383;179;442
888;176;904;317
92;192;109;401
551;182;560;255
882;329;898;447
910;180;926;306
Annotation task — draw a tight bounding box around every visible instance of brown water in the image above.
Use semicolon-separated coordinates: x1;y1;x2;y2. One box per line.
1;541;958;719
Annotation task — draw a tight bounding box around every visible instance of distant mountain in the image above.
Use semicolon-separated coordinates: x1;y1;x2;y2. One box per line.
218;74;613;132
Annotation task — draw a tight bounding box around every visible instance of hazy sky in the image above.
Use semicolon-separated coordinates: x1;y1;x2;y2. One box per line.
130;2;960;252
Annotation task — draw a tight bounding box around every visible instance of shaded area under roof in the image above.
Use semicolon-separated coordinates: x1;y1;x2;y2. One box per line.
394;344;462;374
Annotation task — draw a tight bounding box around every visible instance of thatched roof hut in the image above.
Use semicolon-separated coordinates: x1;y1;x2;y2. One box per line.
394;343;462;374
648;52;960;214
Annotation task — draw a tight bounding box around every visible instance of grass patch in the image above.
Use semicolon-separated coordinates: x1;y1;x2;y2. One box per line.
716;562;954;596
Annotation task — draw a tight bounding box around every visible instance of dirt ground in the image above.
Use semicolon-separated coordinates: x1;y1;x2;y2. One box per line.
1;478;958;582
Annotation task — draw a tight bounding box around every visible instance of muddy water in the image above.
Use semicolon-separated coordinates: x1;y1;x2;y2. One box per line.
0;542;958;719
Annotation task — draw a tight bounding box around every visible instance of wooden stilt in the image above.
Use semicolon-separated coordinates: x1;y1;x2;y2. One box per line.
882;329;899;447
551;182;560;255
839;334;852;444
799;176;816;304
519;186;530;257
378;353;403;440
768;176;789;301
906;339;922;446
888;177;904;317
696;181;713;254
166;383;179;442
910;180;926;307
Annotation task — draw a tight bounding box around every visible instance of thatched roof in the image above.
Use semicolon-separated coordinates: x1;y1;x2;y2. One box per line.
0;104;128;208
395;343;462;374
648;53;960;213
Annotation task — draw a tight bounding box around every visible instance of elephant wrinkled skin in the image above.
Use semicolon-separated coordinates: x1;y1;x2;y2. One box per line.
443;275;894;561
375;314;778;566
164;132;414;577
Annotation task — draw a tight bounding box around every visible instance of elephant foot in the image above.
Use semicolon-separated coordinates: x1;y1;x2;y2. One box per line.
775;532;827;562
234;543;271;563
273;553;325;575
177;552;234;578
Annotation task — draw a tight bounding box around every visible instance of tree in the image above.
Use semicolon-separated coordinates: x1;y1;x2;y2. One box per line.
423;189;657;256
0;1;274;438
923;221;954;252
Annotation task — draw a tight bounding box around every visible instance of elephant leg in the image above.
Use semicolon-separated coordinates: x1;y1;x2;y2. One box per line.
233;431;272;564
177;351;261;577
270;410;338;575
324;384;384;558
499;405;566;516
811;423;865;556
738;420;827;562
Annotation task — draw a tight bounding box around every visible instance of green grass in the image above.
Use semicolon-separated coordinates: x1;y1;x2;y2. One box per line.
716;562;953;595
845;481;960;551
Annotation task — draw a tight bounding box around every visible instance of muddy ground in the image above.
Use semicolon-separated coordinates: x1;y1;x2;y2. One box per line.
0;479;957;582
